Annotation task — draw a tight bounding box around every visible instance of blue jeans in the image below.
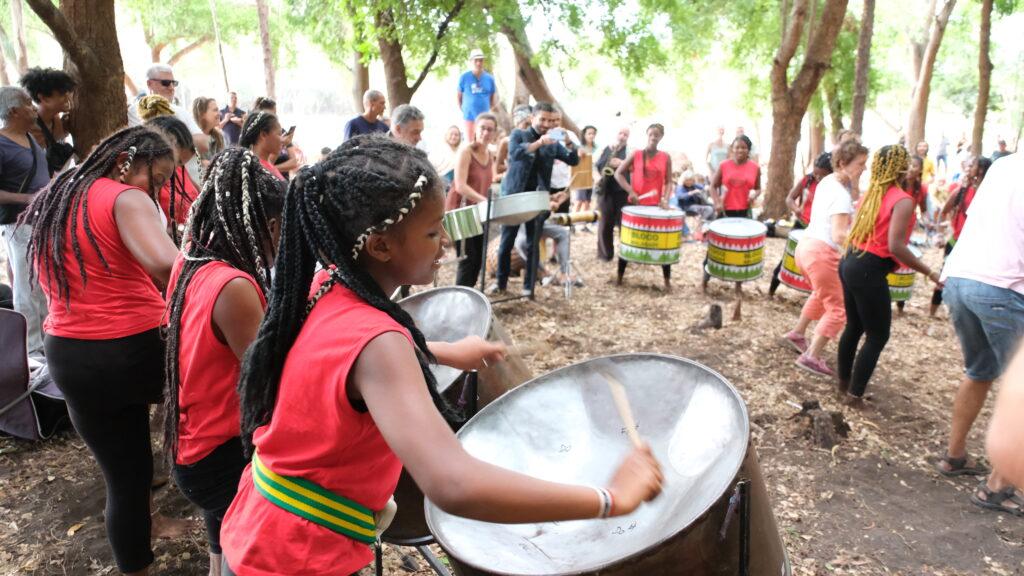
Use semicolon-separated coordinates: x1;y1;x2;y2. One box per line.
944;277;1024;381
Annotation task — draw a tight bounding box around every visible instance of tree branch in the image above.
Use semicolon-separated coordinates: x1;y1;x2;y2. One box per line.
409;0;466;95
24;0;97;71
791;0;850;99
771;0;808;99
168;35;212;66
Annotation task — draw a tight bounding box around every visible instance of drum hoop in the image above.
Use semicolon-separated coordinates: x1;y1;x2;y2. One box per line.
707;217;768;237
424;353;751;575
622;206;685;218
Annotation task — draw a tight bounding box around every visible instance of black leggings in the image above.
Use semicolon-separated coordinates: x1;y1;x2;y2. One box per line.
930;241;955;307
837;252;894;398
455;234;485;288
44;328;165;573
172;437;247;555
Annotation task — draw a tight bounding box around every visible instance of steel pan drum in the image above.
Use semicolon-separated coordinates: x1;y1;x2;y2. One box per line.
426;354;790;575
779;229;811;293
389;287;533;544
887;245;922;302
705;218;768;283
445;205;485;241
477;191;551;226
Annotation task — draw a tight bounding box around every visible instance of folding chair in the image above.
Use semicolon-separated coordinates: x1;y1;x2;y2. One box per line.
0;309;68;440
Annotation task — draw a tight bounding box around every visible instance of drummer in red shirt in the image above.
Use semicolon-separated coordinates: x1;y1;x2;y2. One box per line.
710;135;761;218
147;115;199;243
613;123;674;291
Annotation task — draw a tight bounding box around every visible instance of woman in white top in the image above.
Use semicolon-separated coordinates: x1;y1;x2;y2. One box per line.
783;141;869;377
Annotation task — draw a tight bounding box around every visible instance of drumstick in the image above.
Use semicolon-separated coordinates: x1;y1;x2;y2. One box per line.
636;191;658;201
597;368;644;449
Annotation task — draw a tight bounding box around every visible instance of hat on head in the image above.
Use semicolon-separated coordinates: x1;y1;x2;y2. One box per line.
469;49;485;61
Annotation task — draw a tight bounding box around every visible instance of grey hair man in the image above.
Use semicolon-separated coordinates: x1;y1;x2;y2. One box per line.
390;104;425;147
343;89;389;141
0;86;51;358
127;64;209;156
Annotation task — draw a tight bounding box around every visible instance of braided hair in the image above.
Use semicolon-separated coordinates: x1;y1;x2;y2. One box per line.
239;111;278;149
953;156;993;210
137;94;175;121
163;147;286;460
147;115;197;243
846;144;910;250
237;134;453;454
23;126;174;307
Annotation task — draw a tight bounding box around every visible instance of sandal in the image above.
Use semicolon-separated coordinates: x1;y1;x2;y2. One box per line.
970;481;1024;517
934;454;989;477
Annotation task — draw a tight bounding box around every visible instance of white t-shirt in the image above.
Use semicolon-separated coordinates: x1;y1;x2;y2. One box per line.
941;153;1024;294
551;159;571;189
803;173;853;250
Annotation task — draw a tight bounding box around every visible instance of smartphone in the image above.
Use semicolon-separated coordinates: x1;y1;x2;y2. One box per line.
547;128;565;142
285;125;296;136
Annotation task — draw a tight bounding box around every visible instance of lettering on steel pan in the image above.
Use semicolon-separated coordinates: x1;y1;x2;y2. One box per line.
620;423;640;437
611;522;638;536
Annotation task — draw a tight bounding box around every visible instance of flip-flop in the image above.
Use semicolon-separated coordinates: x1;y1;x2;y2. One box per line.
934;454;989;477
970;481;1024;517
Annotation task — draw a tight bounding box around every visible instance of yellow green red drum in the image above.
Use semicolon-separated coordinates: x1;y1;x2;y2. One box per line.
619;206;684;265
705;218;767;282
780;229;811;293
887;245;922;302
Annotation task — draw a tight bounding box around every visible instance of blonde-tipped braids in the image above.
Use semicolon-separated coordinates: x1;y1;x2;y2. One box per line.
845;145;909;251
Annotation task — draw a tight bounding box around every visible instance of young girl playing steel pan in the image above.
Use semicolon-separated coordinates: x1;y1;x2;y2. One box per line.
162;148;286;576
220;135;664;575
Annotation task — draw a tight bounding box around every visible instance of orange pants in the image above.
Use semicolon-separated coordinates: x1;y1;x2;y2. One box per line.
795;237;846;339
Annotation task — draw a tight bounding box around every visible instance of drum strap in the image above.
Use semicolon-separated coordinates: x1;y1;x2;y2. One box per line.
251;452;378;544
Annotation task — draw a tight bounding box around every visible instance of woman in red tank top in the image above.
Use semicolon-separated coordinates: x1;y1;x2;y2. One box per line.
239;111;286;181
449;113;496;288
710;135;761;217
837;145;942;407
27;126;180;575
220;136;664;576
163;148;286;576
147;115;199;242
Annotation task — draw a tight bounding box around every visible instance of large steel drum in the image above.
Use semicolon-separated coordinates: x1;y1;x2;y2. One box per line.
426;354;790;576
477;191;551;226
386;287;533;545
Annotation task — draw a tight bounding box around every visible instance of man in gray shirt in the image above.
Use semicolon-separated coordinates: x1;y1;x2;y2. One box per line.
0;86;51;358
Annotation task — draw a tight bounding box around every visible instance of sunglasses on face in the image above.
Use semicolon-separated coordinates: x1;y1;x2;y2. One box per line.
152;79;179;87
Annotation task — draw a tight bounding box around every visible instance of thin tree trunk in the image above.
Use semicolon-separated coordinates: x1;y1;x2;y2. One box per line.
501;16;579;134
168;36;211;66
906;0;956;148
0;21;14;85
352;51;369;112
823;78;844;140
255;0;276;100
375;9;413;109
25;0;128;153
11;0;29;74
971;0;993;156
209;0;230;92
512;58;530;108
810;106;826;162
764;0;850;219
850;0;874;135
150;42;166;63
910;0;938;82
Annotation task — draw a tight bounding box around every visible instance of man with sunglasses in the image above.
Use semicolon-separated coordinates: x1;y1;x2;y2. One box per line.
127;64;209;156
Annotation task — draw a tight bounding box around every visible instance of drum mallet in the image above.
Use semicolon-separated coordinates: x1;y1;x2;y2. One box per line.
595;364;644;449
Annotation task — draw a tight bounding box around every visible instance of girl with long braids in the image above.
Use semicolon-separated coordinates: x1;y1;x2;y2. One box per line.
238;111;286;181
26;126;180;575
147;115;199;241
219;136;663;575
836;145;943;407
163;148;285;576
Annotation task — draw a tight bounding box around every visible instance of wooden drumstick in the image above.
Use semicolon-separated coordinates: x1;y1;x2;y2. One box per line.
598;368;644;449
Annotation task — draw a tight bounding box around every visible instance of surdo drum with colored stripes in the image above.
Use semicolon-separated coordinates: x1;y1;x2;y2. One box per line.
618;206;685;265
779;229;811;293
705;218;767;282
887;245;922;302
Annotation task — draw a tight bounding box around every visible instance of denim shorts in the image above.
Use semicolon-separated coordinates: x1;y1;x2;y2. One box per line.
944;277;1024;381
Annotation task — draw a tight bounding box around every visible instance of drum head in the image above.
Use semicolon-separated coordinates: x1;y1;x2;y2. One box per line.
622;206;684;219
708;217;768;238
398;287;492;395
426;354;750;575
787;228;806;243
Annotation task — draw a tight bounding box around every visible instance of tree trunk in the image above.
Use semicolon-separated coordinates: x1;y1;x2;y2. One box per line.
255;0;276;100
850;0;874;135
352;51;369;112
764;0;850;219
492;97;513;134
501;17;579;134
168;36;211;66
809;106;826;163
910;0;937;82
905;0;956;149
0;21;13;85
11;0;29;74
823;78;844;140
150;42;165;63
376;9;414;109
971;0;993;156
512;59;530;108
25;0;128;154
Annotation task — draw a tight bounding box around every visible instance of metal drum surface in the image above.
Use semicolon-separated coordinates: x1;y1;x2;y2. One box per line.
477;191;551;226
619;206;684;265
705;218;768;283
887;245;922;302
779;229;811;293
445;205;485;242
389;287;533;545
426;354;789;576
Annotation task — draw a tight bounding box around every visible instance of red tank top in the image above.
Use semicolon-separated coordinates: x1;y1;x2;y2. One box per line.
260;158;285;181
167;257;266;465
631;150;669;206
39;177;166;339
951;186;977;240
158;166;199;226
220;277;411;575
721;159;760;211
857;185;915;260
799;175;818;225
445;149;492;211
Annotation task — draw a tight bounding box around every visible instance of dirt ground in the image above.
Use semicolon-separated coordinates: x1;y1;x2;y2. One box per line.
2;227;1023;575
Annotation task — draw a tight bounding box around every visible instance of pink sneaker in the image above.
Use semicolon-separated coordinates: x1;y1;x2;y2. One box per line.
796;354;835;377
782;332;808;354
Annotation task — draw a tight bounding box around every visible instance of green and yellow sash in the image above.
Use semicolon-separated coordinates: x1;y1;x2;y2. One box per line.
252;452;377;544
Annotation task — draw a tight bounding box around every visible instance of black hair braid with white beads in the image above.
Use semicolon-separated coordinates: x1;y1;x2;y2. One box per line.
237;134;454;455
21;126;174;307
162;147;285;461
147;115;197;244
239;111;278;149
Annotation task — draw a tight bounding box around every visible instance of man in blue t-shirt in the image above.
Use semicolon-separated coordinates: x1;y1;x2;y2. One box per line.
343;89;390;141
456;49;497;142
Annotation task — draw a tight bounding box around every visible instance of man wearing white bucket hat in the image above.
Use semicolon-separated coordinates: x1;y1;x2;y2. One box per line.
457;49;497;142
